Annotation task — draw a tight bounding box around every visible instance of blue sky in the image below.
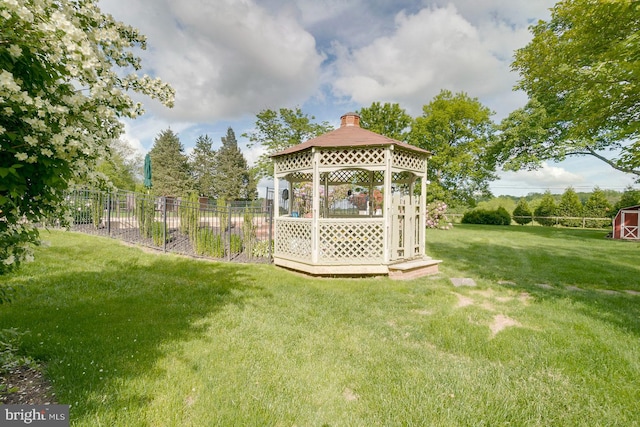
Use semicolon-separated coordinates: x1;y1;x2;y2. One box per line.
99;0;637;197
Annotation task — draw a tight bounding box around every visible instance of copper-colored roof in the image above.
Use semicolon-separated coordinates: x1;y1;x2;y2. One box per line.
271;115;431;157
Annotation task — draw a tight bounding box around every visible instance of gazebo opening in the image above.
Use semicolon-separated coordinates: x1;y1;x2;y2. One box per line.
271;113;441;279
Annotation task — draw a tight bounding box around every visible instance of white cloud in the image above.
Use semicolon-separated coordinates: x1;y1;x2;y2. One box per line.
100;0;325;122
331;5;519;115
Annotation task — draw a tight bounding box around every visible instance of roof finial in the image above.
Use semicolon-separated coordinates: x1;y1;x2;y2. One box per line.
340;112;360;128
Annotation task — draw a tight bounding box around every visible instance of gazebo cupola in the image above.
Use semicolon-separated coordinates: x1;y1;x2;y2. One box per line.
271;112;441;278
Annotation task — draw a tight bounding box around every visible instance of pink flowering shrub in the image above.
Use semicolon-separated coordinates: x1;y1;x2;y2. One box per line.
426;201;453;230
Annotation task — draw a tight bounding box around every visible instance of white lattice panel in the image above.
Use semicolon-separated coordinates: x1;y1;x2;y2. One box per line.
275;219;312;260
318;220;384;263
275;151;313;174
319;148;385;168
393;149;426;172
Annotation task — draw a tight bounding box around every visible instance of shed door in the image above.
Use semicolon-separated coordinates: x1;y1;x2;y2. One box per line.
621;210;639;239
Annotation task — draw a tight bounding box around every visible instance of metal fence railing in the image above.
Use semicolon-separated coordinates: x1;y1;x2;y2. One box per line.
57;188;274;263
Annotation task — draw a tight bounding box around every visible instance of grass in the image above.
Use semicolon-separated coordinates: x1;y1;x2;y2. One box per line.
1;226;639;426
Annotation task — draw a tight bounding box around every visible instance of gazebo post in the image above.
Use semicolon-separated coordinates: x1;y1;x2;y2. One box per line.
311;148;320;263
383;146;393;264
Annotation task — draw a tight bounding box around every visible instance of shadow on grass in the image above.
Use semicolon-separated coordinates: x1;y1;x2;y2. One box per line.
427;225;640;336
0;246;269;420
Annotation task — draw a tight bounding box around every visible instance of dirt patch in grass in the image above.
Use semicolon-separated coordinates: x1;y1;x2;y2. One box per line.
489;314;521;337
454;293;474;308
0;365;57;405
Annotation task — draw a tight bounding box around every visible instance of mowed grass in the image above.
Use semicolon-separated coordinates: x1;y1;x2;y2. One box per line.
1;226;639;426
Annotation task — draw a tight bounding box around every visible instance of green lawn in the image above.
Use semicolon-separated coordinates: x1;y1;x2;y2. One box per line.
1;226;639;426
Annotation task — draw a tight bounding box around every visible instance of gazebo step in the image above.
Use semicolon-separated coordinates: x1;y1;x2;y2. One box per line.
388;258;442;280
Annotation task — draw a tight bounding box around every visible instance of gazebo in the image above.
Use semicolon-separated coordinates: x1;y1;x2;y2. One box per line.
271;112;441;279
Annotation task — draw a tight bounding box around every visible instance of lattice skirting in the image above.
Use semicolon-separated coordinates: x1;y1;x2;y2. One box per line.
318;220;384;264
275;219;312;261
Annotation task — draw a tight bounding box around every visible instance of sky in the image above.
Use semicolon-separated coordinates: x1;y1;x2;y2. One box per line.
98;0;637;197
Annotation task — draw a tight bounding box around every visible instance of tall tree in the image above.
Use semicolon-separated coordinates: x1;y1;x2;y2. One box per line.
357;102;412;141
614;185;640;212
96;138;143;191
244;107;333;178
189;135;216;197
409;90;497;205
500;0;640;180
213;128;256;201
0;0;173;273
557;187;583;227
583;187;613;228
149;129;193;196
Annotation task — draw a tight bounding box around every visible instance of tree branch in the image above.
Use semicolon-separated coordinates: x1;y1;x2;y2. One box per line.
567;147;640;176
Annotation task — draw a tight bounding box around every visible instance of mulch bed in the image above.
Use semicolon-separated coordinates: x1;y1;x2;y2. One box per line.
0;365;57;405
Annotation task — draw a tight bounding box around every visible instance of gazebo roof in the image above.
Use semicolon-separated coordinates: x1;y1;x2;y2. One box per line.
271;112;431;157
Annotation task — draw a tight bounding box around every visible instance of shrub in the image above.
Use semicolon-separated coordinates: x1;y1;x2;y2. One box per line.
462;208;511;225
230;234;243;254
151;221;166;246
196;229;225;258
513;198;533;225
426;200;453;229
252;240;273;258
534;191;557;226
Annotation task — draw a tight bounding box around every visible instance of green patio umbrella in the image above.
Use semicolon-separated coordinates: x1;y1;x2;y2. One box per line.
143;153;152;189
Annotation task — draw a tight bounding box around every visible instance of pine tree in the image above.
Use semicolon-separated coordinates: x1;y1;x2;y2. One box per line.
513;198;533;225
584;187;613;228
213;128;256;201
189;135;216;197
149;129;193;196
534;191;557;227
557;187;583;227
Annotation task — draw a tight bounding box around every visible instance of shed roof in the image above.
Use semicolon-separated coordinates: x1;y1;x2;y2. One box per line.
271;113;431;157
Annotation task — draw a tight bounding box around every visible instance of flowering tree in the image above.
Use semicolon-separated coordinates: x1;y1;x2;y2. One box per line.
0;0;174;273
426;201;452;230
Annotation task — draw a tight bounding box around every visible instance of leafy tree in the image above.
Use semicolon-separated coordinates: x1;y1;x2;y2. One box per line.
409;90;498;204
583;187;613;228
244;107;333;178
513;198;533;225
557;187;583;227
614;185;640;212
96;138;143;191
500;0;640;180
534;191;557;227
0;0;173;273
357;102;412;141
189;135;216;197
149;129;193;196
213;128;256;201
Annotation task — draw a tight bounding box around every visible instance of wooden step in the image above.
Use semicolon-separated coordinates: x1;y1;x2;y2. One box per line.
388;258;442;280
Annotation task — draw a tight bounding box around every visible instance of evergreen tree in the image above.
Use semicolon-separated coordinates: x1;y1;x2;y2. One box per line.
557;187;583;227
534;191;557;227
614;185;640;212
513;198;533;225
189;135;216;197
149;129;193;196
584;187;613;228
213;128;256;201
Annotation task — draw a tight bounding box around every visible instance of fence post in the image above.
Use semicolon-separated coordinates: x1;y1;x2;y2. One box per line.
268;203;273;262
227;204;232;262
107;192;111;236
162;196;167;253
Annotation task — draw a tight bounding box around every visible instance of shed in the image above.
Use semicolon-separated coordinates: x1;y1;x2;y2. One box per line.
612;205;640;240
270;112;442;279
